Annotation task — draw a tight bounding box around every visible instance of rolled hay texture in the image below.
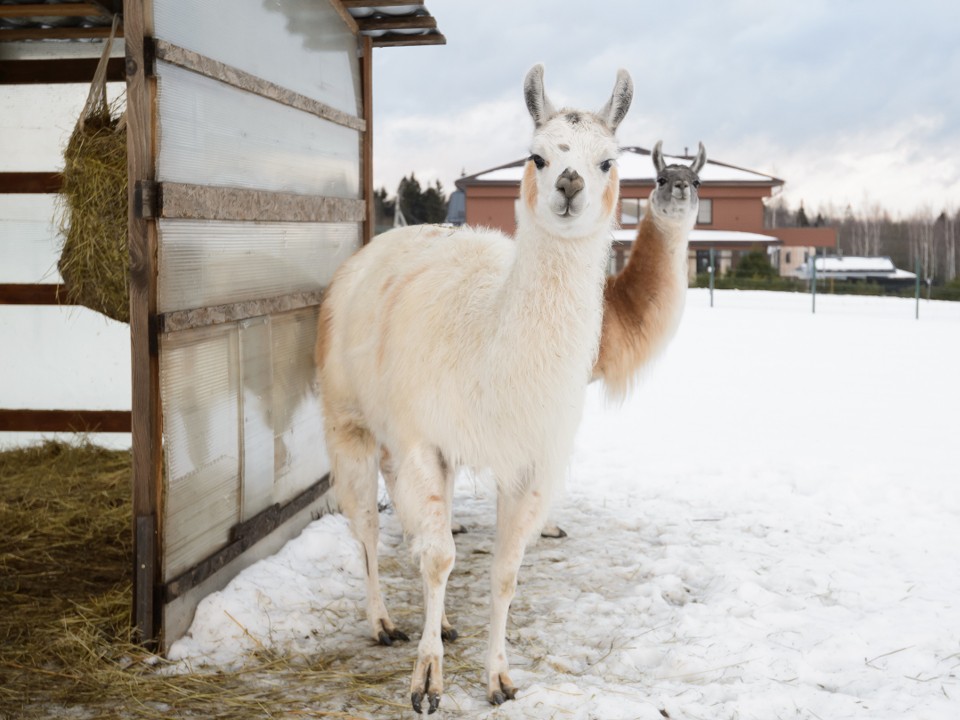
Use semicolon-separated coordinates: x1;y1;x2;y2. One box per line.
57;104;129;323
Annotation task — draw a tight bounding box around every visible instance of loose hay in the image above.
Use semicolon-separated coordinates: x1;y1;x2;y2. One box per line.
0;442;460;719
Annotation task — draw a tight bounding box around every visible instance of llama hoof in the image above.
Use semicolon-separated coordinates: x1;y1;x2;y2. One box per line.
540;524;567;538
411;657;442;714
376;620;409;646
411;690;441;715
441;626;458;643
451;522;468;535
487;674;518;705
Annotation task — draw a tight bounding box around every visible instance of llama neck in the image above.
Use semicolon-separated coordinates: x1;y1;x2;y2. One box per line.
594;209;691;398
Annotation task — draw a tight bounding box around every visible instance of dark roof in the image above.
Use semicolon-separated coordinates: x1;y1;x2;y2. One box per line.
0;1;445;47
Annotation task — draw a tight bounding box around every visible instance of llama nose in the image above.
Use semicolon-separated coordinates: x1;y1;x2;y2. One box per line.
673;179;689;198
555;168;585;200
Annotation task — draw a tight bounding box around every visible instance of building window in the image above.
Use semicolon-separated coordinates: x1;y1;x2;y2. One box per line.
621;198;645;225
785;251;792;264
697;198;712;225
695;250;713;274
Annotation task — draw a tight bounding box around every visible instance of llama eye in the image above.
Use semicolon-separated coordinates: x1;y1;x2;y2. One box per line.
600;159;613;173
529;154;546;170
692;179;701;189
657;176;667;186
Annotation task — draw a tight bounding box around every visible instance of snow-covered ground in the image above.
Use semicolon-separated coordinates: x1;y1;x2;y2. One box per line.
73;290;960;716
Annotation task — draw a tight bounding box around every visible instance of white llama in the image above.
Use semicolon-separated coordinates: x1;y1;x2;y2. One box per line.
315;64;632;711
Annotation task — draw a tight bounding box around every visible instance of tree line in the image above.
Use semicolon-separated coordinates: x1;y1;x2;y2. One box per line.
765;197;960;284
373;174;448;234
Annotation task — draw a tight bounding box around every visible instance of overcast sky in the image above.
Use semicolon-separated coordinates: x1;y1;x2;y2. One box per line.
371;0;960;219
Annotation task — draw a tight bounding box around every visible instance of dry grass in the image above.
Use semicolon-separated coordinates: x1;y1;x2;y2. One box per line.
56;100;129;324
0;442;453;719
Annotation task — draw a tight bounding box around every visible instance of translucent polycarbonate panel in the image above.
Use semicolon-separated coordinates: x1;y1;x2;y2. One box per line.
239;317;276;521
155;61;360;197
161;325;241;580
156;219;360;313
153;0;360;117
0;195;61;283
271;307;330;503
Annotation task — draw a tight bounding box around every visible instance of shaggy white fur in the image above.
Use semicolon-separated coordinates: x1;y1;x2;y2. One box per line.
315;64;632;711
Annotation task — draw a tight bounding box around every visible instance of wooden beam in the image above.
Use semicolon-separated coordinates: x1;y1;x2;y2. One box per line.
372;32;446;47
0;409;131;433
340;0;424;8
159;289;326;333
123;0;161;650
0;57;125;85
152;40;365;132
360;35;374;244
0;3;112;18
0;172;61;193
0;284;65;306
162;474;330;602
357;15;436;32
326;0;359;35
0;25;123;41
150;182;366;223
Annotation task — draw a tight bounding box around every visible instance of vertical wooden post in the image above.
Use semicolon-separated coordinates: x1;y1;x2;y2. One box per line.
360;35;374;244
123;0;161;648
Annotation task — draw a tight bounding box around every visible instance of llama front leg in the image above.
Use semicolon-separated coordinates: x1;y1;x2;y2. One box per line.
486;481;551;704
391;445;457;714
330;425;407;645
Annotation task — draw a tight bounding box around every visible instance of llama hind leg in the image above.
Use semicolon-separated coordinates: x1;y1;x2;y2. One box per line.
486;480;551;704
391;445;456;714
330;424;407;645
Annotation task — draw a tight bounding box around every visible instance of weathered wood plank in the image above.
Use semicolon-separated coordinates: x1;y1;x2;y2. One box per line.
162;474;330;602
156;182;366;223
123;0;161;649
0;172;61;193
0;284;64;306
361;35;374;244
152;40;366;132
327;0;359;35
0;25;123;41
340;0;424;8
159;290;326;333
0;3;111;18
0;57;125;85
356;15;437;32
373;32;446;48
0;409;131;433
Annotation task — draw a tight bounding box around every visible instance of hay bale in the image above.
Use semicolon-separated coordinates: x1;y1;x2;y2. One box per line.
57;18;129;324
57;102;129;323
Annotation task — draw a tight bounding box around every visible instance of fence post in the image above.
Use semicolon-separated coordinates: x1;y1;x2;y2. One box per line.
811;254;817;314
915;256;921;320
709;247;715;308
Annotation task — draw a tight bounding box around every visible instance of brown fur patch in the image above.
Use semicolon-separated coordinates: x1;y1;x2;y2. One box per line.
314;295;335;369
522;160;538;212
602;167;619;217
377;266;429;370
594;210;684;397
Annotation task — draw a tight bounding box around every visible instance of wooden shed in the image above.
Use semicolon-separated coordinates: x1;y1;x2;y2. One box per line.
0;0;444;652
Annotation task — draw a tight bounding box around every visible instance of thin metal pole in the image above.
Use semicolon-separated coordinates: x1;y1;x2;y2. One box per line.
709;247;715;308
915;256;921;320
811;253;817;314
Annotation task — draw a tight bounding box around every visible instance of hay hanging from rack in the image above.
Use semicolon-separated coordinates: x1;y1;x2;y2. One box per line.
57;17;129;323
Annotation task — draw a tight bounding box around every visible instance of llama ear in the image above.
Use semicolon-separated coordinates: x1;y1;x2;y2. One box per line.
524;64;556;128
599;68;633;132
652;141;666;173
691;142;707;174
